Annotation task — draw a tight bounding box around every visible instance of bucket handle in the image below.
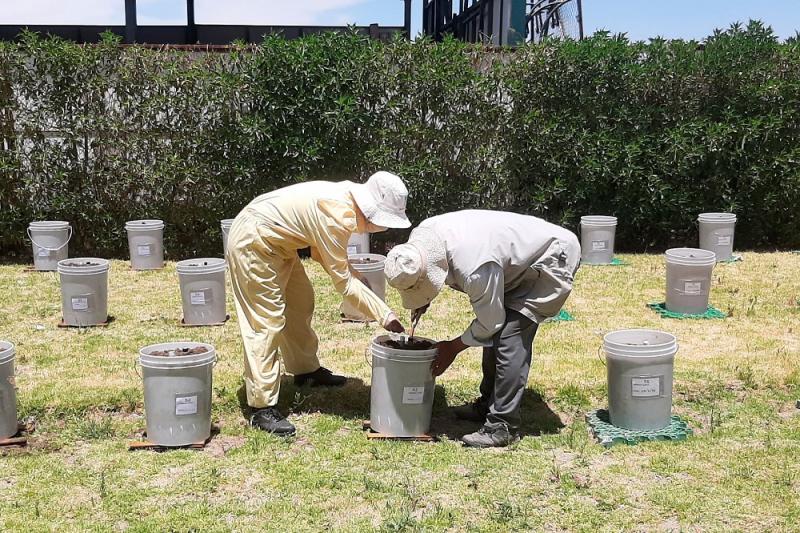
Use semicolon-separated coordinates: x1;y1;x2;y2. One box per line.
597;346;606;367
364;347;372;367
27;225;72;252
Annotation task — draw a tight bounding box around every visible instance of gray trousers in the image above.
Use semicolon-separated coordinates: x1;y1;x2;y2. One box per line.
479;309;538;430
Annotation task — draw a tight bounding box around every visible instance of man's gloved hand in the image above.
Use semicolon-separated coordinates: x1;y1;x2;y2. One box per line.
384;312;405;333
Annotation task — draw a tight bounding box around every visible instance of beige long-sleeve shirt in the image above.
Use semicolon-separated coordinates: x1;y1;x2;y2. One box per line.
243;180;392;323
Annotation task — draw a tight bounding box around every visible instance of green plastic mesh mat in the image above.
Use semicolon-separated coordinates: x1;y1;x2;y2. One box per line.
582;257;628;266
647;302;727;320
586;409;692;447
719;254;743;264
544;309;574;323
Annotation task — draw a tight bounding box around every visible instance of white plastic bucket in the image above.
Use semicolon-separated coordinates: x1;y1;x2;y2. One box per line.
176;258;227;325
698;212;737;262
369;335;437;437
126;219;165;270
347;232;370;255
580;215;617;265
220;219;235;257
0;341;17;440
341;253;386;322
57;258;110;326
604;329;677;430
28;221;72;271
139;342;216;446
665;248;716;314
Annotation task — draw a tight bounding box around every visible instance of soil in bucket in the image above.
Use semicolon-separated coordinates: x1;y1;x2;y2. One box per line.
380;337;436;350
148;346;209;357
60;260;102;267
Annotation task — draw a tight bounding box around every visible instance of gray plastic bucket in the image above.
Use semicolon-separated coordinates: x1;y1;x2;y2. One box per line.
604;329;677;430
28;221;72;271
580;215;617;265
698;212;737;262
126;219;165;270
139;342;216;446
176;258;227;325
341;253;386;322
220;219;235;257
369;335;437;437
665;248;716;315
0;341;17;440
57;258;110;326
347;232;370;255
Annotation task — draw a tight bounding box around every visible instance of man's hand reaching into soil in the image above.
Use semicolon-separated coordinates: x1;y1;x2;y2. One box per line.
384;312;405;333
431;337;468;376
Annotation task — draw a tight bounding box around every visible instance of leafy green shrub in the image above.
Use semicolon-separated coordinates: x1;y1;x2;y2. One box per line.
1;22;798;259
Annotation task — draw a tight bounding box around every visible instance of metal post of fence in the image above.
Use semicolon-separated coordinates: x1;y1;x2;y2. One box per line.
124;0;137;44
186;0;197;44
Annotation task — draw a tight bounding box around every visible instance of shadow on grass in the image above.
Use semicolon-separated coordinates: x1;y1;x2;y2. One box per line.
236;378;563;441
431;388;564;441
236;376;374;422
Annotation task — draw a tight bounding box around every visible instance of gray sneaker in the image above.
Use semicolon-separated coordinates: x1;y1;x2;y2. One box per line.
452;400;489;422
461;426;520;448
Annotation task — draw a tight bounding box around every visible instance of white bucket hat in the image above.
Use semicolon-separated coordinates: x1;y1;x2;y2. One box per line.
351;171;411;229
385;228;448;310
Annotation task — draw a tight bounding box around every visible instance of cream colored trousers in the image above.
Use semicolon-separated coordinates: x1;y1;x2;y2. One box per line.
227;211;321;408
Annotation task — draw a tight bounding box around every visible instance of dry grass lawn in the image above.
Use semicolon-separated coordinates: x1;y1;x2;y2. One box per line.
0;252;799;531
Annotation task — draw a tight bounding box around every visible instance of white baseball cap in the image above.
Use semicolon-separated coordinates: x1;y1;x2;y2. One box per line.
351;171;411;229
384;228;448;310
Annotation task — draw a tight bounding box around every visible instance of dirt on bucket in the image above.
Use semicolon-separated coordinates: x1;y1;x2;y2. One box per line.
148;346;209;357
380;337;436;350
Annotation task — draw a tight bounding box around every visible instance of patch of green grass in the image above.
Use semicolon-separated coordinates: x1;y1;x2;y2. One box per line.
0;254;799;531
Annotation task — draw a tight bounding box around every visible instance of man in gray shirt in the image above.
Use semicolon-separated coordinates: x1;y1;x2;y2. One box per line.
384;210;581;447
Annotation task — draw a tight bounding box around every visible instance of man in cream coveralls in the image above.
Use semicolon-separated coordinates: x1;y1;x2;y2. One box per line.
227;172;409;436
385;210;581;447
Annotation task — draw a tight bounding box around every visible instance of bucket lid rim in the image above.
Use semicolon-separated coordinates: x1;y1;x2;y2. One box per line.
176;257;227;272
603;328;677;346
126;219;165;229
57;257;110;273
0;340;15;363
665;247;716;261
29;220;70;227
139;342;216;366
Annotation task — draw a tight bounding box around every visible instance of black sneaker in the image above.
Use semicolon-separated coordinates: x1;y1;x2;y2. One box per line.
250;407;296;436
452;400;489;423
294;366;347;387
461;425;520;448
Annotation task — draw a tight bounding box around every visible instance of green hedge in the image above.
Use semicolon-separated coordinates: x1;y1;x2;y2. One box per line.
1;21;799;259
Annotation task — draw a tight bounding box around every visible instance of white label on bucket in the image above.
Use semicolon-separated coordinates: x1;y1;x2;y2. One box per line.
684;281;703;295
591;240;608;251
175;395;198;416
402;386;425;405
717;235;731;246
37;248;50;257
631;377;661;398
71;296;89;311
347;245;358;254
137;244;152;257
190;291;206;306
